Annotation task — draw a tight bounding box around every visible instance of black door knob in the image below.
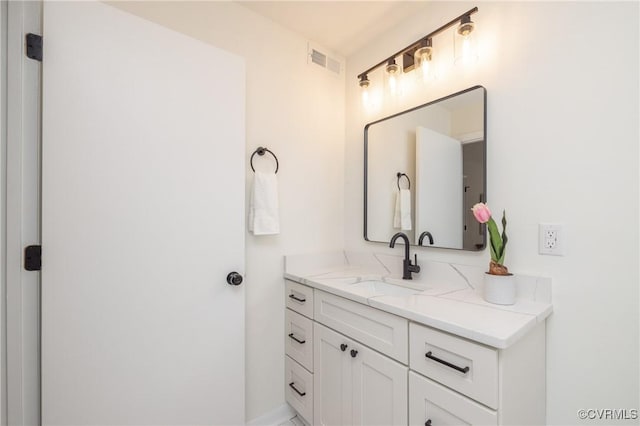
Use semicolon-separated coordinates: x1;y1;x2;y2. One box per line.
226;272;243;286
340;344;348;352
350;349;358;358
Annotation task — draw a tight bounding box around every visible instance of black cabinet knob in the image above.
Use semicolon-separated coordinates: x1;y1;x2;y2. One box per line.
340;344;348;352
425;420;432;426
350;349;358;358
226;272;243;286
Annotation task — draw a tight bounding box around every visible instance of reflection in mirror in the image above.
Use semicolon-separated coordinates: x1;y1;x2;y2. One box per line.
364;86;486;250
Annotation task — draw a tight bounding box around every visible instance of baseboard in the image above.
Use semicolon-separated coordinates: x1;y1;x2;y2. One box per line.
246;403;295;426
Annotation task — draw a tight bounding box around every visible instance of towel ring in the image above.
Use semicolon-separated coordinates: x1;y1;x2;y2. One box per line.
250;147;279;174
397;173;410;190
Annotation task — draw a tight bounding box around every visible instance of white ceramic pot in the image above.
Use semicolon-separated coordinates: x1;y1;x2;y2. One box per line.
483;273;516;305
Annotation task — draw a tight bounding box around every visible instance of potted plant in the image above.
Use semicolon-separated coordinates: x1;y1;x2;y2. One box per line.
471;203;516;305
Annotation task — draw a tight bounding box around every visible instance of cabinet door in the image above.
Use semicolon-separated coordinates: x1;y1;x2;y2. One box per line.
409;372;497;426
315;323;408;426
352;342;408;426
314;323;353;426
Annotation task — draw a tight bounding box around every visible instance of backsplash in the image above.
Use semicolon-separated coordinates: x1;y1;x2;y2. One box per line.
286;250;552;306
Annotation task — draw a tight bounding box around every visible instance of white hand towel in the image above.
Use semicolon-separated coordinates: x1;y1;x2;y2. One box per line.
249;171;280;235
393;189;412;231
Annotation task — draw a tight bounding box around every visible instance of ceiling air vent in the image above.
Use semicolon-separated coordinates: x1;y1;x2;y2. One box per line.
327;57;341;74
308;44;342;75
310;49;327;67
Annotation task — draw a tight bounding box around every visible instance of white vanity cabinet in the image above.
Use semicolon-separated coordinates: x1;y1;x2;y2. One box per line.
284;279;546;426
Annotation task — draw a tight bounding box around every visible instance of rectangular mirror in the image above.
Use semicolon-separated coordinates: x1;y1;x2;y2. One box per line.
364;86;486;250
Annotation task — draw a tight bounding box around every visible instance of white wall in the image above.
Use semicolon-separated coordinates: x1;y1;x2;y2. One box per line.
345;2;638;424
107;2;345;421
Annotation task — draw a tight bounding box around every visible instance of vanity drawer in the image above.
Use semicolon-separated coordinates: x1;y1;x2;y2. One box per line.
285;280;314;319
410;323;498;409
285;308;313;372
409;372;497;426
314;290;408;363
285;355;313;424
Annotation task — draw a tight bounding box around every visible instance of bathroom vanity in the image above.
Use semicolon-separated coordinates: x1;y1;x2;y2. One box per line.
283;252;552;425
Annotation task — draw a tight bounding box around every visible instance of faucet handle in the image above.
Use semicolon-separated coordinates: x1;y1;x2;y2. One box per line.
412;254;421;273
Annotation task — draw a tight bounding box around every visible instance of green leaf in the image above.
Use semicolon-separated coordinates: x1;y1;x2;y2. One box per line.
486;218;502;263
499;210;508;264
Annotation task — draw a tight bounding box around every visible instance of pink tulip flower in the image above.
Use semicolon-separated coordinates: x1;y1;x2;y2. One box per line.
471;203;492;223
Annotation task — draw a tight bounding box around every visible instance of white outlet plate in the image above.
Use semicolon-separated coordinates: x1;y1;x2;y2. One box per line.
539;223;564;255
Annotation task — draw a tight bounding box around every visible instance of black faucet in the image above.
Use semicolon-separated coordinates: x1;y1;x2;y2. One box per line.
389;232;420;280
418;231;434;246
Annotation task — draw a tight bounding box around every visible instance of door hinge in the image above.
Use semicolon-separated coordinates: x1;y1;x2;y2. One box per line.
26;33;42;62
24;245;42;271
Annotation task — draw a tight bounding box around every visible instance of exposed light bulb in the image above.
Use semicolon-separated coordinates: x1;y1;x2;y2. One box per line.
455;15;478;66
414;39;433;83
462;37;471;62
388;74;397;93
420;57;431;79
362;87;369;104
359;74;370;107
385;58;401;96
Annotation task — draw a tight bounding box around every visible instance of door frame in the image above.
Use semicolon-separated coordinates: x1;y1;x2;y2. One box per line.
3;1;42;425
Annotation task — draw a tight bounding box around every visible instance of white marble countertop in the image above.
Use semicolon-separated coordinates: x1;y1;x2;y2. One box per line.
284;251;553;349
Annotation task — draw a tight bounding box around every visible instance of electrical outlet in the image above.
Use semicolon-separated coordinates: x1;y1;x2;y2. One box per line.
539;224;564;255
544;230;557;248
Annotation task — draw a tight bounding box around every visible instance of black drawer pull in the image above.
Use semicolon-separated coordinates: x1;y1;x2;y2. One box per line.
289;382;306;397
288;333;305;344
288;294;306;303
425;420;432;426
340;344;348;352
350;349;358;358
425;351;469;374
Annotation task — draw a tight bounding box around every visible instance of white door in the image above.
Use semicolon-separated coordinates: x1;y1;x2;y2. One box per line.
415;126;463;248
41;2;245;425
352;344;408;426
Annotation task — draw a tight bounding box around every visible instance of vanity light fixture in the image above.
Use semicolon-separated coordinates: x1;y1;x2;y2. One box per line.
357;7;478;104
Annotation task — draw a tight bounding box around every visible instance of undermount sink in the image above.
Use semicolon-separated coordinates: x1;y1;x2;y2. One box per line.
347;280;423;297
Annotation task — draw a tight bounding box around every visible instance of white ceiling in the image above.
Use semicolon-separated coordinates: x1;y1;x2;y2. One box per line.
237;1;431;58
